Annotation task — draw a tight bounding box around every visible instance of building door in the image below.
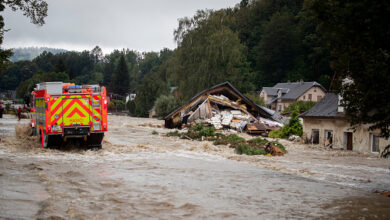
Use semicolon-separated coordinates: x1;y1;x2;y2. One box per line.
312;129;319;144
345;132;353;150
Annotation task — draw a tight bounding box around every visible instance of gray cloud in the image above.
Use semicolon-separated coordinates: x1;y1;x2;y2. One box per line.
3;0;240;53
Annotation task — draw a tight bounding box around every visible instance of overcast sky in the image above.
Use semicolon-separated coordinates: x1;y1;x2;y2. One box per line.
3;0;240;54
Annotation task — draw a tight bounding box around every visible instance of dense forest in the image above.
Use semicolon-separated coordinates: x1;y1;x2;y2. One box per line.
1;0;389;137
0;0;332;116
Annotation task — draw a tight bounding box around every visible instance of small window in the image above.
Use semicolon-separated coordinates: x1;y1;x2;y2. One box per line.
308;94;312;101
314;88;317;92
278;104;282;111
303;95;306;100
311;129;319;144
370;133;380;153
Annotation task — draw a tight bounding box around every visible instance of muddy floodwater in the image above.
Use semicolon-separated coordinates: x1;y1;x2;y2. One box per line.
1;114;389;219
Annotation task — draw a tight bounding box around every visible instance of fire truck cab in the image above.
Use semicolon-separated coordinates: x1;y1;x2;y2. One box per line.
31;82;108;149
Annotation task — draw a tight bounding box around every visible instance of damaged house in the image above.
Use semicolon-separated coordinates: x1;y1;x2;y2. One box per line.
164;82;283;134
300;92;390;154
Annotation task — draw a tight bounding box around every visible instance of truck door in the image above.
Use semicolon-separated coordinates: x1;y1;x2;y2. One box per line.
62;97;91;127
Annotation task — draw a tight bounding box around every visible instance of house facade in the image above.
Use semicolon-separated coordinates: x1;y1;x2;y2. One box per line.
260;81;326;112
300;93;390;154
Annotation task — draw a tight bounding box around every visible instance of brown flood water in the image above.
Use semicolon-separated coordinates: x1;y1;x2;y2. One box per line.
0;114;389;219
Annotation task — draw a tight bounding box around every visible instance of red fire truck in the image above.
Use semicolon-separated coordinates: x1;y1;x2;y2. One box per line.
31;82;108;149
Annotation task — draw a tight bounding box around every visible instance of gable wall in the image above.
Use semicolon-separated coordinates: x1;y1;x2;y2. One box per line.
298;86;326;102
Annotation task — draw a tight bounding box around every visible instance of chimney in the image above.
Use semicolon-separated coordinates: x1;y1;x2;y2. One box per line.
337;94;344;113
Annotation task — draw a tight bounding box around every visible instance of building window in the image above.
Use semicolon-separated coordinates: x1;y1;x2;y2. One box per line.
278;104;282;111
303;95;306;100
317;95;322;101
311;129;319;144
324;130;333;148
370;133;380;153
308;94;312;101
314;88;317;92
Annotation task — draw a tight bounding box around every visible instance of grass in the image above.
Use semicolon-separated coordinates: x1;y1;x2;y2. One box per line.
151;130;159;135
166;130;181;137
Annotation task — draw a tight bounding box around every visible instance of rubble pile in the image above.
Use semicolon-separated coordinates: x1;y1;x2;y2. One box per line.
165;82;284;133
180;94;275;134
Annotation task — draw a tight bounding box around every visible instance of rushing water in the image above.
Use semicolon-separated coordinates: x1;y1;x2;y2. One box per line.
0;115;389;219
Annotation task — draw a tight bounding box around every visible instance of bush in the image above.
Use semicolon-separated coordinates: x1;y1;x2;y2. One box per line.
213;134;245;148
108;100;126;112
283;100;316;113
248;137;268;146
166;130;181;137
235;144;266;155
127;100;136;115
268;108;302;138
154;95;179;118
151;130;158;135
186;123;216;139
268;129;284;138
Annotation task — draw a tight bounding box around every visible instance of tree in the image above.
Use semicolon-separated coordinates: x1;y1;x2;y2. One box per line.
111;55;130;96
90;46;103;64
306;0;390;137
172;10;251;100
154;95;179;118
134;72;170;117
54;58;66;73
0;0;48;70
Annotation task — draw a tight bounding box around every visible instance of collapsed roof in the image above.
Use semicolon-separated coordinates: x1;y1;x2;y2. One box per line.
164;82;275;129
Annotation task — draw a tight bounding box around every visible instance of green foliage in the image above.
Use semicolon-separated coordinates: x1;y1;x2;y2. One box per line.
306;0;390;137
268;129;284;138
16;71;70;102
213;134;246;148
166;130;181;137
186;124;216;139
126;100;136;115
111;55;130;96
269;108;303;138
154;95;179;118
107;100;126;112
151;130;159;135
134;72;170;117
248;137;268;146
244;92;265;106
283;108;303;137
235;144;266;155
172;10;252;100
0;0;48;72
283;100;316;113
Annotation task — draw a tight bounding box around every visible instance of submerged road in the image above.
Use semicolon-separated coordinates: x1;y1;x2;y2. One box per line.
0;114;389;219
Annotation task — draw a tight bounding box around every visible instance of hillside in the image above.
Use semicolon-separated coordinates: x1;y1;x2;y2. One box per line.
9;47;67;62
